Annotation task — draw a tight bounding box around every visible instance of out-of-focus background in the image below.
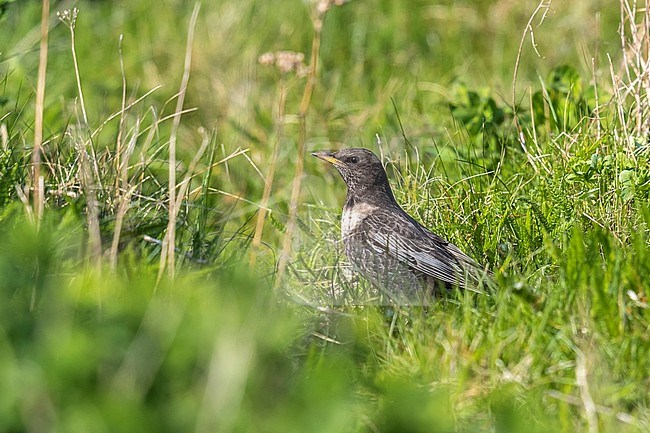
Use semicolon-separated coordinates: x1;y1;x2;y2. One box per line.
0;1;649;431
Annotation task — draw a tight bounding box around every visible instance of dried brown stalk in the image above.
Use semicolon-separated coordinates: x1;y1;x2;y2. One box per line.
159;2;201;280
32;0;50;224
274;3;333;289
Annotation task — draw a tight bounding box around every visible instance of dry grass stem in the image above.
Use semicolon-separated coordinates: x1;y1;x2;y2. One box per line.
32;0;50;224
512;0;551;107
160;2;201;280
590;57;603;141
251;80;287;261
608;54;628;142
512;0;551;174
576;354;599;433
116;34;128;194
0;123;8;150
75;135;103;266
174;129;212;212
109;122;140;271
157;126;211;286
109;34;134;271
15;185;34;224
275;2;336;289
616;0;650;149
207;187;269;210
90;86;163;139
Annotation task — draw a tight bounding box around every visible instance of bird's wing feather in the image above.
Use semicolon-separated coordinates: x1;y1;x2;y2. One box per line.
360;209;476;286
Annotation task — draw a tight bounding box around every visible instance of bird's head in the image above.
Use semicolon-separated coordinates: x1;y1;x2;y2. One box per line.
311;148;395;201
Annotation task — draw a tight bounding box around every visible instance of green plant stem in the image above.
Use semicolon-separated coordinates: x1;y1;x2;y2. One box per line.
71;25;89;126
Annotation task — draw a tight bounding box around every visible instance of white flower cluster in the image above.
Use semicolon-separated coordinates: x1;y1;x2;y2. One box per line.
56;7;79;28
258;51;309;77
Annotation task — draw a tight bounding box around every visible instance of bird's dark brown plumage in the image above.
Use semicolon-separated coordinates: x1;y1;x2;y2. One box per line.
312;148;486;303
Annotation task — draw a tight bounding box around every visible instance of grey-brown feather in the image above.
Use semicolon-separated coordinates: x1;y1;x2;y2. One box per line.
346;204;481;290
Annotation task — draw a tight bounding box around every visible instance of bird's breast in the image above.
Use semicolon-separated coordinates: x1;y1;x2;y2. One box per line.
341;202;379;238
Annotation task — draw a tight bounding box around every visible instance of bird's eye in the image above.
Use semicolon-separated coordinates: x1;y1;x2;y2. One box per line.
347;156;359;164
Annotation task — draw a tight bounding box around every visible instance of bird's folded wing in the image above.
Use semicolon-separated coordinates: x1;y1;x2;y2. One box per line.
361;213;468;286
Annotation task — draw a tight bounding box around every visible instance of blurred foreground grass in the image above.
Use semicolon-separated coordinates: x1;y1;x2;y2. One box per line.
1;0;650;431
1;202;648;432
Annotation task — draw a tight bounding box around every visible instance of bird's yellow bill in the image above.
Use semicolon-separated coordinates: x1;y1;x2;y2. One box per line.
311;151;343;166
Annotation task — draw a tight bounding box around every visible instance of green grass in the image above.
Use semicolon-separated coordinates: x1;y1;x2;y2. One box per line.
1;0;649;431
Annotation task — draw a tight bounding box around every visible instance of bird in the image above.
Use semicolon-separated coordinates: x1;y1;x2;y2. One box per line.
312;148;487;304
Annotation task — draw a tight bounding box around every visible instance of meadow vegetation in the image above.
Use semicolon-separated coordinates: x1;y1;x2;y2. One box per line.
0;0;649;431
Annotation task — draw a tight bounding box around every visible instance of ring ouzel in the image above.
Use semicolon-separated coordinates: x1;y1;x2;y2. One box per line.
312;148;486;303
